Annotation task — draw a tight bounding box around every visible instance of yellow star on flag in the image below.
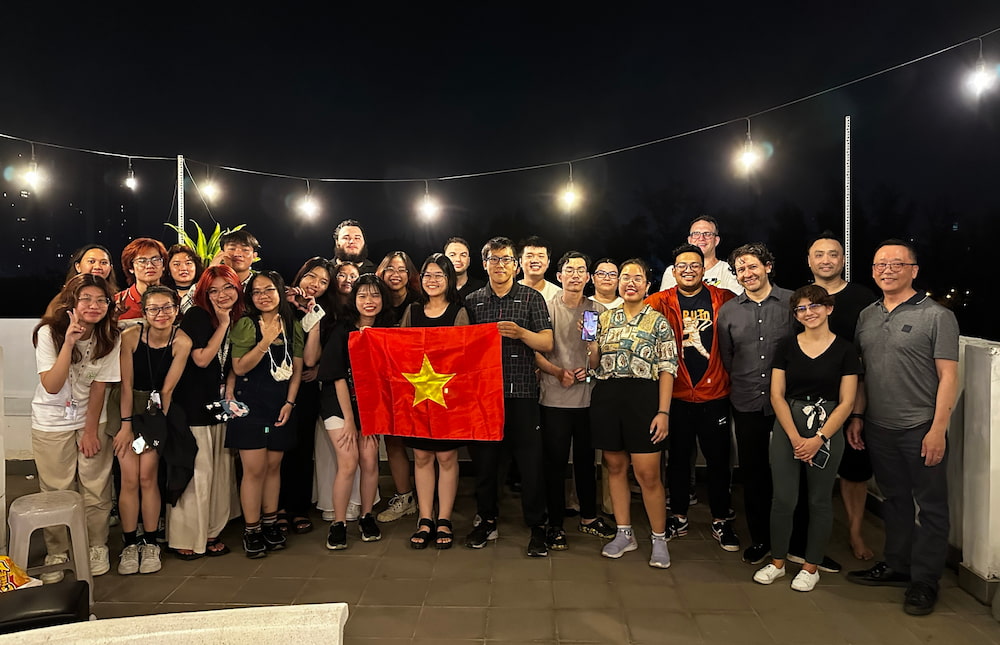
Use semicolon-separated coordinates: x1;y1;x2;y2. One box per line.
402;354;456;408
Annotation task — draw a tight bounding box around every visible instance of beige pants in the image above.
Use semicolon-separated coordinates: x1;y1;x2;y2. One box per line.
313;418;375;512
31;427;113;555
166;423;238;553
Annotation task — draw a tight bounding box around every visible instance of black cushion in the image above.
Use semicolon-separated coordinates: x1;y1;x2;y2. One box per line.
0;580;89;634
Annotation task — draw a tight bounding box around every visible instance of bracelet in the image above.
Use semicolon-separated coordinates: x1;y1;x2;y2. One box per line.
849;413;864;420
285;400;296;407
816;430;828;442
121;416;133;422
656;410;670;416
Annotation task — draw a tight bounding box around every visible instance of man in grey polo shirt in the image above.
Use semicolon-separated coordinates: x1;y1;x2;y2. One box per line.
717;242;795;566
846;239;959;617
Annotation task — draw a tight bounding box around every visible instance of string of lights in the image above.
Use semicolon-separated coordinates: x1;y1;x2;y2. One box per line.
2;26;998;218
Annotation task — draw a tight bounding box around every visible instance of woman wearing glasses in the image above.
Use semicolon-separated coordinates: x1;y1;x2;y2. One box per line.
375;251;421;523
115;238;168;322
399;254;470;549
114;286;192;575
753;285;860;591
587;258;677;569
31;274;121;581
590;258;623;308
167;265;245;559
227;271;304;558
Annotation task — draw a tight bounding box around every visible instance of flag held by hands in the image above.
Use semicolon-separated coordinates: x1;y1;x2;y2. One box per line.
349;324;504;440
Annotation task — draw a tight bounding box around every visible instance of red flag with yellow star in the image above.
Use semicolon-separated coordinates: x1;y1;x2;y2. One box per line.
348;324;505;440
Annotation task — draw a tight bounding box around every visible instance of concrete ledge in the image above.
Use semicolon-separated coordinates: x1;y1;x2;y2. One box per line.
959;563;999;606
0;602;349;644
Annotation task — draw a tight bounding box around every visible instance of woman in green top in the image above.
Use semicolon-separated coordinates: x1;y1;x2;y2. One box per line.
227;271;304;558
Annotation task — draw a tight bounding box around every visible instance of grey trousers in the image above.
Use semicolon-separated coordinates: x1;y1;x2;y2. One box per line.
769;399;844;564
865;420;949;590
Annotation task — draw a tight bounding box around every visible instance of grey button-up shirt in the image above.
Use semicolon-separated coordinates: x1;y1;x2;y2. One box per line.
717;285;795;414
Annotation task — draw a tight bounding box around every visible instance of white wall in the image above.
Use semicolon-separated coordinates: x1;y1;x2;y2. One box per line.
1;319;41;460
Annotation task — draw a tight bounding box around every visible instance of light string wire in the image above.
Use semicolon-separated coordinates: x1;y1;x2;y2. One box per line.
2;26;998;186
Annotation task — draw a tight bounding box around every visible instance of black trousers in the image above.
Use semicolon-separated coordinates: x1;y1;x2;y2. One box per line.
540;406;598;529
866;420;949;589
668;398;732;520
469;398;545;527
733;409;773;547
278;380;319;516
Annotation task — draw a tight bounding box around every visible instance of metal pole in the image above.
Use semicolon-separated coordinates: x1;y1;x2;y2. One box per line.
844;116;851;282
177;155;185;242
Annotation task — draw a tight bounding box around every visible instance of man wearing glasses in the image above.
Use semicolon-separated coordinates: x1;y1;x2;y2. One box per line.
659;216;742;295
647;244;739;552
846;239;959;617
464;237;554;556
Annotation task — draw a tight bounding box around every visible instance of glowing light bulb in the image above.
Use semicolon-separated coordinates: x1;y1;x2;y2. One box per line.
201;182;220;202
417;193;440;220
125;169;138;190
24;160;44;190
559;182;580;212
739;144;760;171
298;195;319;218
968;60;996;96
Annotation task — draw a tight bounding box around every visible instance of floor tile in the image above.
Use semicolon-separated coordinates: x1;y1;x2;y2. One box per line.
344;605;420;638
94;575;187;603
627;608;702;643
756;609;849;644
555;607;629;642
424;579;492;607
693;612;773;643
553;580;616;608
414;606;488;639
490;579;553;608
295;577;367;605
486;607;557;641
491;556;553;581
164;576;242;604
359;578;429;606
230;577;306;604
616;582;683;609
679;582;753;612
372;553;437;579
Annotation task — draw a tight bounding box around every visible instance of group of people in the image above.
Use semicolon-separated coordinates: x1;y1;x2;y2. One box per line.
29;214;958;616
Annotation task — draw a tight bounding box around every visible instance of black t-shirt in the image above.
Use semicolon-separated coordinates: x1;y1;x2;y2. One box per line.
773;335;862;402
457;277;486;301
828;282;877;341
317;321;357;421
677;288;714;386
173;306;229;426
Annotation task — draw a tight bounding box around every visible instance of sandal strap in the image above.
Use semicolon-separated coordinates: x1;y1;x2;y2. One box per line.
435;518;453;530
417;517;435;529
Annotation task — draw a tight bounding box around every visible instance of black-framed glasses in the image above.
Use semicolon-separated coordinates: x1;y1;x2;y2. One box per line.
793;303;825;314
593;270;618;279
688;231;718;239
675;262;703;271
872;262;916;273
144;304;178;315
486;256;516;266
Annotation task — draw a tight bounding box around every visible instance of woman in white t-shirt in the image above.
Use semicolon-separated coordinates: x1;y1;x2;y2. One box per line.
31;273;122;581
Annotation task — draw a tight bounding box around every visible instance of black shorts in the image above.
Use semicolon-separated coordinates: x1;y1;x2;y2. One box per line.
838;440;873;482
589;378;664;454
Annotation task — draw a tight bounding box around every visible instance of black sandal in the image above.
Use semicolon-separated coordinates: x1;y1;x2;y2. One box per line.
206;537;230;557
434;518;454;550
275;513;292;535
410;518;435;550
291;515;314;534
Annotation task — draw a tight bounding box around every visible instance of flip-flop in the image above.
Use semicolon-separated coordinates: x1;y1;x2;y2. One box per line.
291;516;314;534
206;537;230;557
174;549;205;561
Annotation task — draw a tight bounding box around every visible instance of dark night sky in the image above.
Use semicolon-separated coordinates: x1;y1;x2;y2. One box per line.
2;4;999;335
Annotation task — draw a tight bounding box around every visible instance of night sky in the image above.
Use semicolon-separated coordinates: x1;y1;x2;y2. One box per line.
2;5;999;337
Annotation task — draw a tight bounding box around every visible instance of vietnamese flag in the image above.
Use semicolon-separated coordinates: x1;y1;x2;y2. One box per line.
348;324;505;441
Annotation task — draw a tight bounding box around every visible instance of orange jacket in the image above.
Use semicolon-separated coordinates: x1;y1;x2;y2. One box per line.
645;284;736;403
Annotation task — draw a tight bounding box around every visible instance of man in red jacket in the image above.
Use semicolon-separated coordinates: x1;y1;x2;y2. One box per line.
646;244;739;552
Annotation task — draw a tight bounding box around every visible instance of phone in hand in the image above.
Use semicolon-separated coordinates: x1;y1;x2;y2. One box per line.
581;310;598;341
810;444;831;469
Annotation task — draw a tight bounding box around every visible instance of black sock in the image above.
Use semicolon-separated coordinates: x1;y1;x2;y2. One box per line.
123;530;139;546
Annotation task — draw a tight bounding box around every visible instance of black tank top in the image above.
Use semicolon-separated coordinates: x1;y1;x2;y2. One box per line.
133;326;176;391
407;302;464;328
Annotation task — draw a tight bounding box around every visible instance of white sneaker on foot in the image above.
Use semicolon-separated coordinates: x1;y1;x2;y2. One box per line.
139;543;162;574
791;568;820;592
118;544;140;575
346;502;361;522
649;535;671;569
90;545;110;576
753;563;787;585
40;553;68;584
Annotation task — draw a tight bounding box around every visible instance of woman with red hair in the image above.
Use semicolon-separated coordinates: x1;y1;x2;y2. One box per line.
166;265;245;558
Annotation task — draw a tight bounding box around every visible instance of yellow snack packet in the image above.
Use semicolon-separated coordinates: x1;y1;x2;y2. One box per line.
0;555;33;592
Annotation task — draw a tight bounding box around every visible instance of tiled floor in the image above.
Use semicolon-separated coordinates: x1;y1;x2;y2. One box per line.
6;469;1000;644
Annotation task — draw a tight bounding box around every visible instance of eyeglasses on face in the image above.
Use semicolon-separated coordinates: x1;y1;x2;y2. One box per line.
78;296;111;307
593;270;618;279
486;256;516;266
421;272;447;281
144;304;178;315
872;262;916;273
688;231;718;239
383;267;409;275
560;267;588;276
207;284;238;297
251;287;279;297
134;257;163;267
793;303;825;314
674;262;703;272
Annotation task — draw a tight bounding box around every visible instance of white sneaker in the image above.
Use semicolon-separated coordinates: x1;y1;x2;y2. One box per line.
139;543;162;574
649;535;671;569
791;568;820;592
90;545;110;576
753;563;787;585
40;553;68;584
321;510;335;522
601;529;638;559
118;544;140;575
346;502;361;522
376;492;415;522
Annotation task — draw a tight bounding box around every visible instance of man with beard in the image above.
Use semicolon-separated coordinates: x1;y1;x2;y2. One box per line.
444;236;485;299
717;242;795;566
332;219;376;274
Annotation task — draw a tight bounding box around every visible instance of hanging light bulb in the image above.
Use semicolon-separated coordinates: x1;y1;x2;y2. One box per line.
23;143;45;190
201;181;220;202
735;118;761;173
416;181;441;221
125;158;138;190
558;162;581;212
967;39;996;97
297;180;319;218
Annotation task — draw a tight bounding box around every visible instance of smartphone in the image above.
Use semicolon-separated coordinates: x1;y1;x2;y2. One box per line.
810;444;831;469
581;310;598;341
